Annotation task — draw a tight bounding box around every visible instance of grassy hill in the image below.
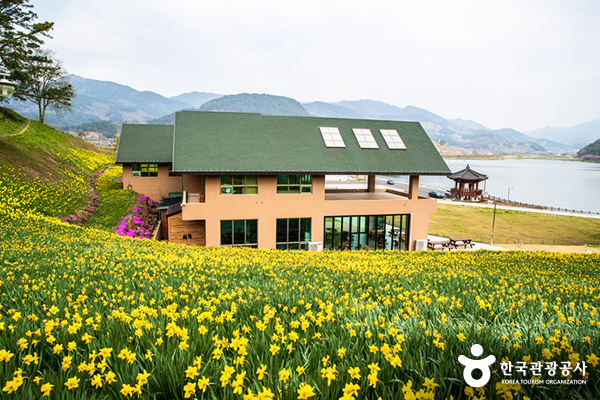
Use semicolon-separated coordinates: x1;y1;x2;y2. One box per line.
0;107;115;218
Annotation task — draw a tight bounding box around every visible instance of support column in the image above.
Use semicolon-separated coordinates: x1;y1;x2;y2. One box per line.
367;175;376;192
408;175;419;200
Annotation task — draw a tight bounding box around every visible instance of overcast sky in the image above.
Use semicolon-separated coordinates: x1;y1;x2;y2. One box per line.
31;0;600;132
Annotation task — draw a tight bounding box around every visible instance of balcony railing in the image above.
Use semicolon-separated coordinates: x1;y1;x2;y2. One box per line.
449;188;483;198
182;191;205;204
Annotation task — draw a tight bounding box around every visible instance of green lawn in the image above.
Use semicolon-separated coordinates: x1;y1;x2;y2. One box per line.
429;203;600;245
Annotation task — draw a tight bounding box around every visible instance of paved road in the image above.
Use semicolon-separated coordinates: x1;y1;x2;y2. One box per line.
437;199;600;219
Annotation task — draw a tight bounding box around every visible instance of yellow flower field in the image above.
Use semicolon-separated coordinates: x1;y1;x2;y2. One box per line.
0;147;598;399
0;206;599;399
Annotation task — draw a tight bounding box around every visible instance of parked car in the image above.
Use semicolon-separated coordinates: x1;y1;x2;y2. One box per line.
387;179;394;185
428;191;445;199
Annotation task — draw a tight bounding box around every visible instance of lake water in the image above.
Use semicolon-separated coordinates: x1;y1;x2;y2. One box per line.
402;159;600;213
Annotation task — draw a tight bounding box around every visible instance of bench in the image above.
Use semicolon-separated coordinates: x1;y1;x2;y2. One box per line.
427;240;451;251
450;238;474;249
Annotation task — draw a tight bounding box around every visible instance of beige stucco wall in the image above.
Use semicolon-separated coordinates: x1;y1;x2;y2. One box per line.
181;175;437;250
122;164;183;202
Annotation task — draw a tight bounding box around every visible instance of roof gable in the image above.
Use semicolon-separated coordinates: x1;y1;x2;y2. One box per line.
116;124;174;163
448;164;488;181
171;112;450;175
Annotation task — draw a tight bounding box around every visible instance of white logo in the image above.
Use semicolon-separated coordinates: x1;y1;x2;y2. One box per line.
458;344;496;387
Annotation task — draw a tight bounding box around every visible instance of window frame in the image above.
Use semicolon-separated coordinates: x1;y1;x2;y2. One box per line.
220;175;258;195
132;163;158;177
323;214;410;251
220;219;258;247
319;127;346;148
276;174;312;194
352;128;379;149
379;129;407;150
276;218;312;250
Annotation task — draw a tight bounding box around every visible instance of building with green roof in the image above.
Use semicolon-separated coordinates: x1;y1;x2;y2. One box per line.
116;111;450;250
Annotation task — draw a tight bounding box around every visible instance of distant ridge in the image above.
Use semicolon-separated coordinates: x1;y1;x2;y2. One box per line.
169;92;222;108
528;119;600;148
1;74;585;155
199;93;308;116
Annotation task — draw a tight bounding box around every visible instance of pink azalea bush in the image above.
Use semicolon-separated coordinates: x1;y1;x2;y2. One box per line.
114;195;158;239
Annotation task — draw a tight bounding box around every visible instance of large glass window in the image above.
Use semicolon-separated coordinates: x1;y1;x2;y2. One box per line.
276;218;311;250
220;175;258;195
324;214;410;251
220;220;258;247
132;163;158;177
277;175;312;194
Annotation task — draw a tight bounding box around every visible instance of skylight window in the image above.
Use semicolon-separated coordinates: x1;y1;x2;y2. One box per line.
352;128;379;149
379;129;406;149
319;127;345;148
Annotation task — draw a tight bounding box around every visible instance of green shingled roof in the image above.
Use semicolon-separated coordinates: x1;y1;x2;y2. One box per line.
116;124;173;163
171;111;450;175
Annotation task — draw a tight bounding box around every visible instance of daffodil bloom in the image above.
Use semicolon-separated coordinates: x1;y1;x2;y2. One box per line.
269;344;280;355
91;374;102;388
22;352;39;365
0;349;14;362
348;366;361;380
40;383;53;397
121;383;134;397
64;376;79;390
3;377;23;395
197;376;210;393
423;377;438;390
183;382;196;398
99;348;112;358
62;355;72;371
390;355;402;368
137;370;151;385
279;368;290;382
81;333;94;344
185;366;199;379
297;382;316;399
105;371;117;384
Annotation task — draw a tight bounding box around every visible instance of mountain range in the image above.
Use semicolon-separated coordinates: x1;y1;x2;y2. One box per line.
3;74;598;155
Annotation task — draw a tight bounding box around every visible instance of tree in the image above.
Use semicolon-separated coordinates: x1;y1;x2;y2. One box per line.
16;48;74;123
0;0;54;99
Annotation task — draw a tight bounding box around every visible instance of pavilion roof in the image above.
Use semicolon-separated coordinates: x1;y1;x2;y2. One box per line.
447;164;488;181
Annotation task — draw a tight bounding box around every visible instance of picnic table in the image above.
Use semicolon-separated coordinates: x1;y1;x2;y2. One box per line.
450;238;474;249
427;239;451;251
